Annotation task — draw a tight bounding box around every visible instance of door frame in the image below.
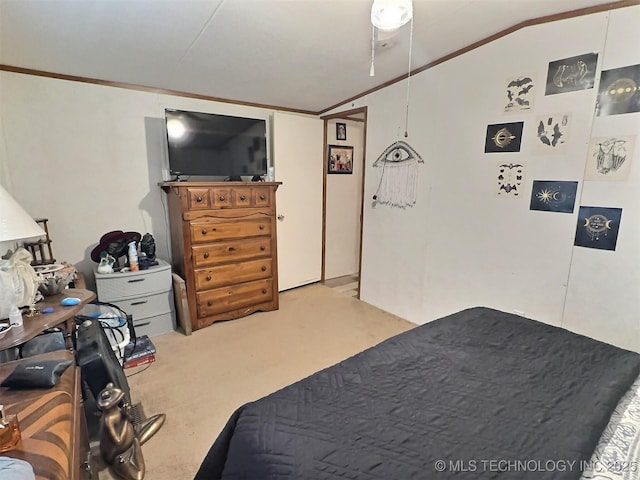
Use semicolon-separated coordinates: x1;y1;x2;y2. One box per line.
320;106;368;298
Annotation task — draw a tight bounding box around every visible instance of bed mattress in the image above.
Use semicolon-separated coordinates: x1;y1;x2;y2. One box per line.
195;307;640;479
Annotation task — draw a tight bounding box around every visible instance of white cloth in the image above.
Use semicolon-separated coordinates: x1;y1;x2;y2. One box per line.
0;457;35;480
0;248;39;319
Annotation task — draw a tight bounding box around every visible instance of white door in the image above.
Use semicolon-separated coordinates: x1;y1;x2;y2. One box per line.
272;112;323;291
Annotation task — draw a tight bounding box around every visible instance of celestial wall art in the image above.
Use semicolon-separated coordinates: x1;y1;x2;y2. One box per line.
532;113;571;155
497;162;525;197
529;180;578;213
596;64;640;116
545;52;598;95
584;136;636;181
484;122;524;153
504;75;535;113
574;206;622;251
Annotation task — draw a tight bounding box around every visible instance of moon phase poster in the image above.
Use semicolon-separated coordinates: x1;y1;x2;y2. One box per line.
484;122;524;153
545;52;598;95
574;206;622;251
596;63;640;116
529;180;578;213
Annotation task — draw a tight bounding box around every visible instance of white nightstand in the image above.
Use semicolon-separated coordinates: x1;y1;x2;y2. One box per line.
94;259;176;338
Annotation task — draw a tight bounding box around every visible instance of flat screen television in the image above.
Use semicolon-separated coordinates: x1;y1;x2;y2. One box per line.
165;109;268;179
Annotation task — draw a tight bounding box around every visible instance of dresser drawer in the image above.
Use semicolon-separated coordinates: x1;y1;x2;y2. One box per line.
109;291;174;321
196;279;273;317
195;258;272;290
252;187;271;207
187;187;211;210
95;262;172;301
190;218;271;243
192;238;271;267
210;187;232;208
232;187;253;207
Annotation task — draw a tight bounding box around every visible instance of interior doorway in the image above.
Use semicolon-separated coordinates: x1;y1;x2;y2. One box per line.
321;107;367;299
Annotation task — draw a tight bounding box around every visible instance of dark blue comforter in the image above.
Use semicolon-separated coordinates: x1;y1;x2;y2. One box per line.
195;307;640;479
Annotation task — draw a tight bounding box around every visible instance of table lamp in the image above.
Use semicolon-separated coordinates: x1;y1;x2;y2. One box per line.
0;184;45;319
0;184;45;249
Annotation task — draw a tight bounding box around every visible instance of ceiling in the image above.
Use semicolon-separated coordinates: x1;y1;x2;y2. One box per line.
0;0;626;114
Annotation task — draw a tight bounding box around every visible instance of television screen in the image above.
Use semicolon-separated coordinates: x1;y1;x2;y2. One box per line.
165;109;268;178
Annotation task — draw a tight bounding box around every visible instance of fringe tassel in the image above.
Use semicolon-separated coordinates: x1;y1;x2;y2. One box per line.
377;159;419;208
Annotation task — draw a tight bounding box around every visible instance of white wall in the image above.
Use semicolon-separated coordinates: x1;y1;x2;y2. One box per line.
0;73;314;289
325;119;364;279
358;6;640;351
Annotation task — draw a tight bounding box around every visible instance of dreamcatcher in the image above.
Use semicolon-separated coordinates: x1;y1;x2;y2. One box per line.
373;141;423;208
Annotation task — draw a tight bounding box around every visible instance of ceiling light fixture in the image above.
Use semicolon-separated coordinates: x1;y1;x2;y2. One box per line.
371;0;413;31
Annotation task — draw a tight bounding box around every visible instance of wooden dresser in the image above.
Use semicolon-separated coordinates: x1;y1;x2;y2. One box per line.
0;350;91;480
161;181;281;331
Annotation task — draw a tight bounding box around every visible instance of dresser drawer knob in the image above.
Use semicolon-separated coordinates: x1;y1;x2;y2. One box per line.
260;245;266;251
204;252;210;259
219;195;225;201
240;195;246;201
260;194;266;200
130;300;148;306
207;300;213;306
206;275;212;281
201;228;207;235
261;266;267;272
227;246;236;252
196;195;203;202
128;278;145;283
259;224;265;230
261;289;267;294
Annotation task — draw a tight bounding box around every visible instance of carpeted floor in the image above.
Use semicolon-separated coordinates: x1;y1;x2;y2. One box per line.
96;282;414;479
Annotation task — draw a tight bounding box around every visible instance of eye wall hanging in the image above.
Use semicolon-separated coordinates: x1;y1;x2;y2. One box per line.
372;140;423;208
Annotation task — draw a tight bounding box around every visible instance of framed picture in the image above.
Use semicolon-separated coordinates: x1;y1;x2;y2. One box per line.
327;145;353;174
336;123;347;141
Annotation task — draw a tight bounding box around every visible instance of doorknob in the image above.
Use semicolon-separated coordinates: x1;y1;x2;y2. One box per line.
277;214;285;221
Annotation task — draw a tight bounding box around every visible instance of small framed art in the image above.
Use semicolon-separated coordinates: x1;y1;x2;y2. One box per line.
336;123;347;141
327;145;353;174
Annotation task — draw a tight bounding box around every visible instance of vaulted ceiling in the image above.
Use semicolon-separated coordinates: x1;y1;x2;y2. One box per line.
0;0;632;113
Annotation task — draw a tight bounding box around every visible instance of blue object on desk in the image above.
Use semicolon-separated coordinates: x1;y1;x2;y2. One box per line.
60;298;81;306
41;307;55;314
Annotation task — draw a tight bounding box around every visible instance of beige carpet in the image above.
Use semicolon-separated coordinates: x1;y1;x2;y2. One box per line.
96;283;414;479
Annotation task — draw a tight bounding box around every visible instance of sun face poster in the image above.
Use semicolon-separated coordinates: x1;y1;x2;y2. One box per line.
574;206;622;251
584;136;636;181
529;180;578;213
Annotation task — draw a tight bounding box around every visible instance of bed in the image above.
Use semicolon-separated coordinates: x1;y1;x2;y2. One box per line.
194;307;640;479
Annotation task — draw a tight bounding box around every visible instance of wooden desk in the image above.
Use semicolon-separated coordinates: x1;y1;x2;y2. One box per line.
0;289;96;351
0;350;90;480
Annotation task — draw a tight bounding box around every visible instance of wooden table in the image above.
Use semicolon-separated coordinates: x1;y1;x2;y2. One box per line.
0;289;96;351
0;350;90;480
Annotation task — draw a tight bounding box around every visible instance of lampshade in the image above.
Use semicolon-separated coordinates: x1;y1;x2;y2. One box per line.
371;0;413;31
0;184;45;242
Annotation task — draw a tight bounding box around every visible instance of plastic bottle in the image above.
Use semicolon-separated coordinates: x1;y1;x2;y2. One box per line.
267;166;275;182
128;241;139;271
9;305;22;327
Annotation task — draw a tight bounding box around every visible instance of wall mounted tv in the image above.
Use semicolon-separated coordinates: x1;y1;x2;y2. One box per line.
165;109;268;179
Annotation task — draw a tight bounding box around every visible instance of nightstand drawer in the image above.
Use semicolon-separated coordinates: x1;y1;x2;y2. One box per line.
196;279;273;317
133;311;176;338
195;258;272;290
95;261;172;301
190;218;271;243
109;291;174;320
192;238;271;267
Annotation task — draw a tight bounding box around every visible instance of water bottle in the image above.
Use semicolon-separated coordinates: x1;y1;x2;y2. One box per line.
267;166;275;182
9;305;22;327
128;241;139;272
